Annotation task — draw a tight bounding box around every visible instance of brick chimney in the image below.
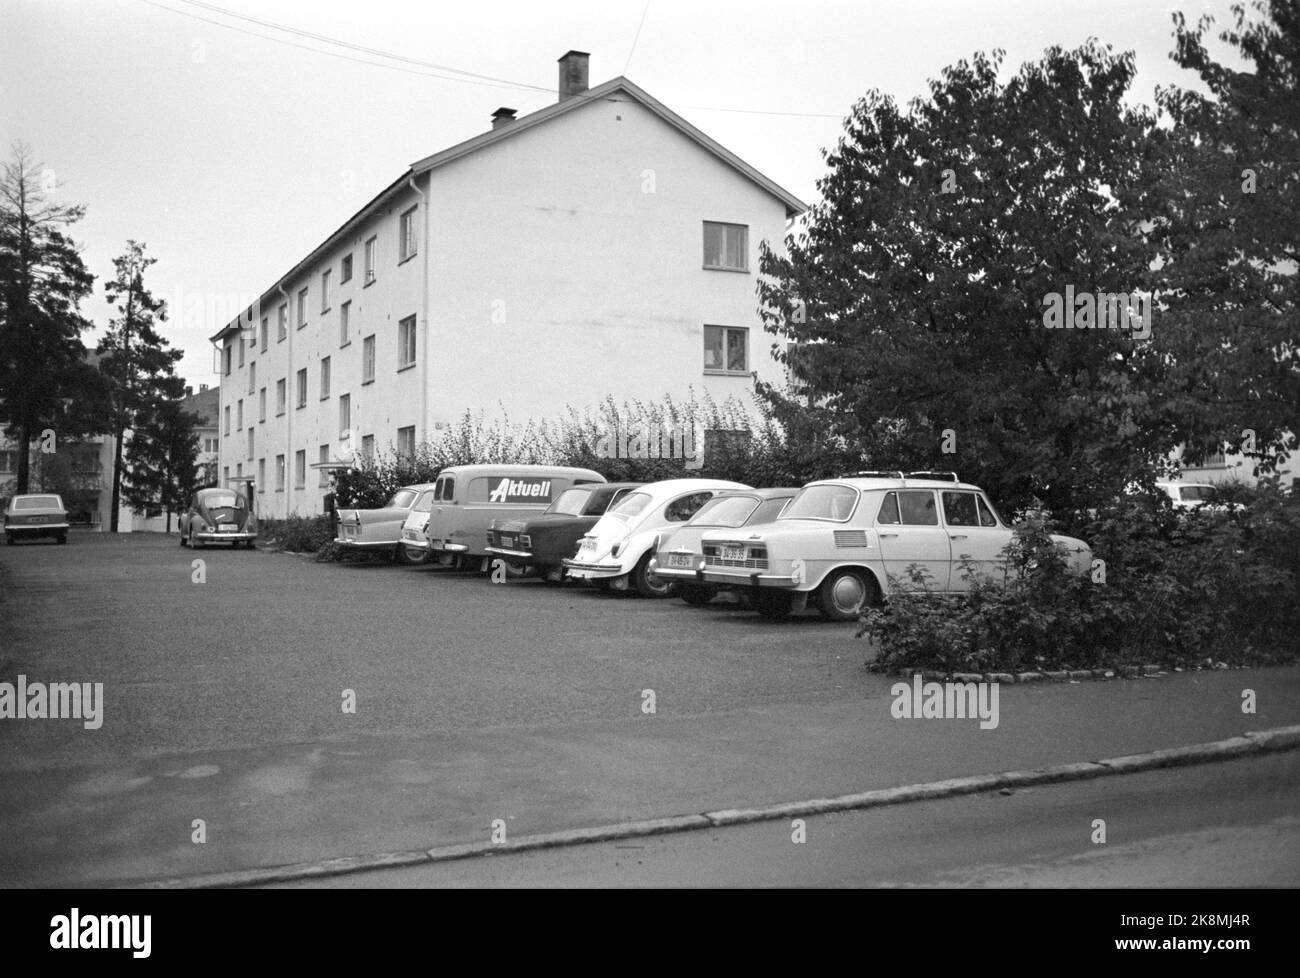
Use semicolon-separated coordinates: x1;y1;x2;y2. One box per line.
491;107;517;129
558;50;589;101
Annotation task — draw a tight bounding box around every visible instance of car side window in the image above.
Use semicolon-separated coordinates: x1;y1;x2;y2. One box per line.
413;491;435;513
876;493;901;525
664;491;713;523
976;495;999;527
942;491;979;527
898;490;939;526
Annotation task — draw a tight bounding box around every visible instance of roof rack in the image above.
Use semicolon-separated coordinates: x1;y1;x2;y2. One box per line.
840;471;905;480
905;471;960;483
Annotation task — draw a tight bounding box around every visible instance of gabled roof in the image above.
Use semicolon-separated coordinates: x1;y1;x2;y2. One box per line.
213;76;805;343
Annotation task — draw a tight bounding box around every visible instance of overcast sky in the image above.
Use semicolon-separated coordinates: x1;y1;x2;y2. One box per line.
2;0;1239;390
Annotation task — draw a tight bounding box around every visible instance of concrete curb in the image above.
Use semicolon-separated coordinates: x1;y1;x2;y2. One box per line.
137;723;1300;889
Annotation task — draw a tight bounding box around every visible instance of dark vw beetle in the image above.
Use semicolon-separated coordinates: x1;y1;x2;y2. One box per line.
485;482;643;581
179;488;257;549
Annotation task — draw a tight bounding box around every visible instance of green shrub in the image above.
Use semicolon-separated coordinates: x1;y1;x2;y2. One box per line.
258;515;335;554
860;483;1300;673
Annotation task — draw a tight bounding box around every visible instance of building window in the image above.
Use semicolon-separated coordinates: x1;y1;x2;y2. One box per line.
320;356;331;399
703;222;748;271
363;335;375;383
339;394;350;438
340;301;350;346
319;444;331;487
278;304;287;341
238;337;245;367
224;405;231;435
223;344;232;376
260;316;269;352
236;399;243;429
248;361;256;396
399;206;418;261
364;236;376;284
321;269;331;313
294;450;306;488
398;315;416;369
341;253;353;283
297;288;308;328
223;465;229;485
704;325;748;374
235;463;242;479
397;425;415;459
259;387;267;423
0;450;17;472
258;458;265;492
275;455;285;491
247;427;254;460
361;434;375;464
296;367;307;408
276;378;286;416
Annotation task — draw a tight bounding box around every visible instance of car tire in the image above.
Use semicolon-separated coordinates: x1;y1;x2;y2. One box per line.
678;584;714;606
815;568;877;622
751;590;793;620
399;545;429;565
57;534;67;545
632;552;675;599
4;534;12;545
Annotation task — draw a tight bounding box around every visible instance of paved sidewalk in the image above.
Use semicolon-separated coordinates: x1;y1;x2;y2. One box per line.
3;666;1297;886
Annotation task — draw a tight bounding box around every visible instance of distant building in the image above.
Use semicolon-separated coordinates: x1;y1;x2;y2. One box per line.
212;50;806;517
179;384;220;487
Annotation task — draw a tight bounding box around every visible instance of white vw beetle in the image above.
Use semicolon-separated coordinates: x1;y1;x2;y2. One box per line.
563;478;751;596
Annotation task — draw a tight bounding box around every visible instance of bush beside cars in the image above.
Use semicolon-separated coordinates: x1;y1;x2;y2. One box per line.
257;515;336;556
859;483;1300;673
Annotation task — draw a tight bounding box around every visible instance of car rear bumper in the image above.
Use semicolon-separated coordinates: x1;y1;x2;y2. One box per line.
485;545;533;561
701;569;798;589
562;558;626;579
6;522;70;534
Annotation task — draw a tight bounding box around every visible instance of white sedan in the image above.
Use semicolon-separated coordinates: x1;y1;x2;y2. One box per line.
563;478;751;597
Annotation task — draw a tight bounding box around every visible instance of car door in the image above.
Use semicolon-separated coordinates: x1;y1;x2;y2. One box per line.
942;490;1012;587
874;489;951;590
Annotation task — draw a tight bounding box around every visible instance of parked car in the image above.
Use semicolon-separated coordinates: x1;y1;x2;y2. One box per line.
699;472;1092;621
395;485;442;564
336;483;437;562
4;494;70;545
485;482;643;581
648;487;798;605
179;487;257;549
422;465;606;569
1154;480;1221;511
563;478;751;597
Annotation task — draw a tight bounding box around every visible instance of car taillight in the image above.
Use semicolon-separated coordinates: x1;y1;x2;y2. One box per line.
520;534;531;549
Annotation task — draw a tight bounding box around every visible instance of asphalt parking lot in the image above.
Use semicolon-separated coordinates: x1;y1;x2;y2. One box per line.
4;531;1298;887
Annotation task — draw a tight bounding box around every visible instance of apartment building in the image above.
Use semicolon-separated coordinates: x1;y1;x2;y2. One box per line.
211;51;806;517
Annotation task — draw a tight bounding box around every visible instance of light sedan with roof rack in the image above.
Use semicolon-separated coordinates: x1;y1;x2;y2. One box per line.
698;472;1092;621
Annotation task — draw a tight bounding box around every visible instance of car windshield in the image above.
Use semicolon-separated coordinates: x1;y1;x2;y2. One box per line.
203;491;241;509
1180;486;1212;502
15;496;61;509
386;490;419;509
686;495;758;528
780;484;858;522
547;488;591;517
608;491;652;521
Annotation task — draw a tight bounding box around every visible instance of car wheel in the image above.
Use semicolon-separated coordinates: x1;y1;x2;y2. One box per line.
816;568;877;622
4;534;12;545
399;545;429;565
678;584;714;606
632;552;675;599
751;590;793;620
57;534;67;545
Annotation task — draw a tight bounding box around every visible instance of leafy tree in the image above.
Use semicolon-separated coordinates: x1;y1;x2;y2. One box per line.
756;42;1169;518
122;399;201;532
97;241;183;531
0;142;95;492
1151;0;1300;477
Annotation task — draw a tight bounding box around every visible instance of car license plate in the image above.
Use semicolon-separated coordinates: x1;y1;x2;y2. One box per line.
219;523;238;532
30;516;47;523
500;534;514;548
667;553;693;569
722;546;746;561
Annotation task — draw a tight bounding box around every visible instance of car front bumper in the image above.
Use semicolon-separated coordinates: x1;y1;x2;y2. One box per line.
562;557;629;580
335;537;400;550
195;530;257;543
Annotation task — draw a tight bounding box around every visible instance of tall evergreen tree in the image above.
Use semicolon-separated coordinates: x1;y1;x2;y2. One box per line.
0;142;95;492
97;241;183;532
122;399;201;532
